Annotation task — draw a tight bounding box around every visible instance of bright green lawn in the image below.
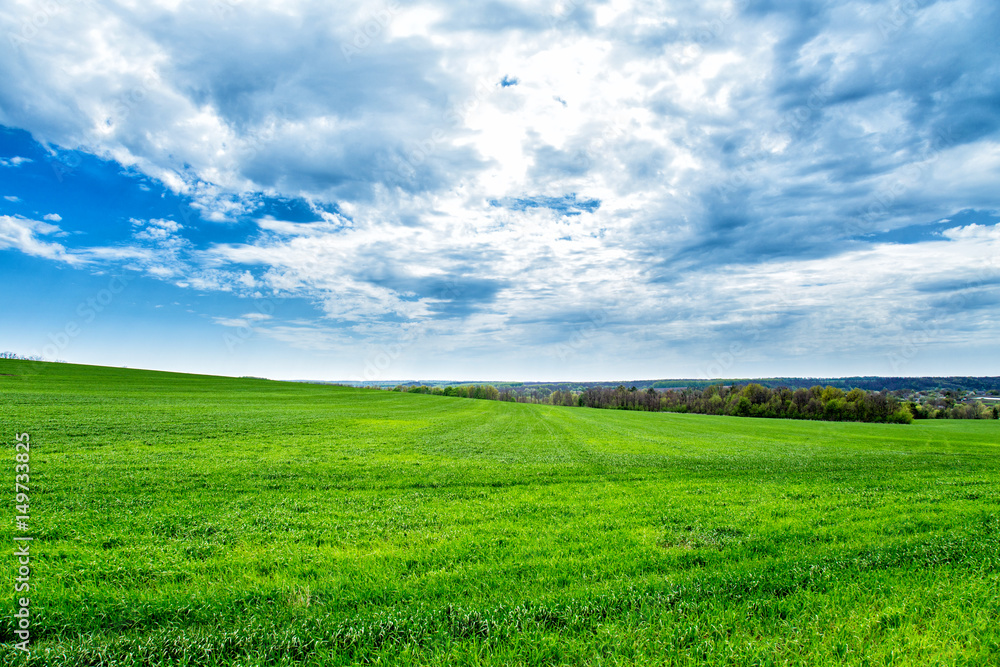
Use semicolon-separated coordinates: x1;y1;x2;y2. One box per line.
1;359;998;665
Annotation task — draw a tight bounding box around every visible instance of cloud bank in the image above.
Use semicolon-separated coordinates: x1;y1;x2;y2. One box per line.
1;0;998;379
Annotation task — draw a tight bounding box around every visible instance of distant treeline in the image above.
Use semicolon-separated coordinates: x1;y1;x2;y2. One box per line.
499;376;1000;394
677;376;1000;394
0;351;42;361
392;383;1000;424
580;384;997;422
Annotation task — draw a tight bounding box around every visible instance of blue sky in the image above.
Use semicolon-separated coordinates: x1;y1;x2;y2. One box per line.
1;0;999;382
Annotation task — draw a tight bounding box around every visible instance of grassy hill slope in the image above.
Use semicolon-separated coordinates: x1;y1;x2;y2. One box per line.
1;360;998;665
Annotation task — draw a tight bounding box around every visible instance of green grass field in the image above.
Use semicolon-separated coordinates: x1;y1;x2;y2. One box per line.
1;359;998;665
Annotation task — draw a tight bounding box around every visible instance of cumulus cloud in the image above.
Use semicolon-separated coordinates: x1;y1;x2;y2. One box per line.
0;215;76;264
1;0;999;376
3;1;996;233
132;217;183;242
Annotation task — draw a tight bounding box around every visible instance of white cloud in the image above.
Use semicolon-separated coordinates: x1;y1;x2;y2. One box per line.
0;156;31;167
132;217;183;241
43;213;62;222
237;270;256;288
2;0;995;242
0;215;78;264
1;0;998;376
